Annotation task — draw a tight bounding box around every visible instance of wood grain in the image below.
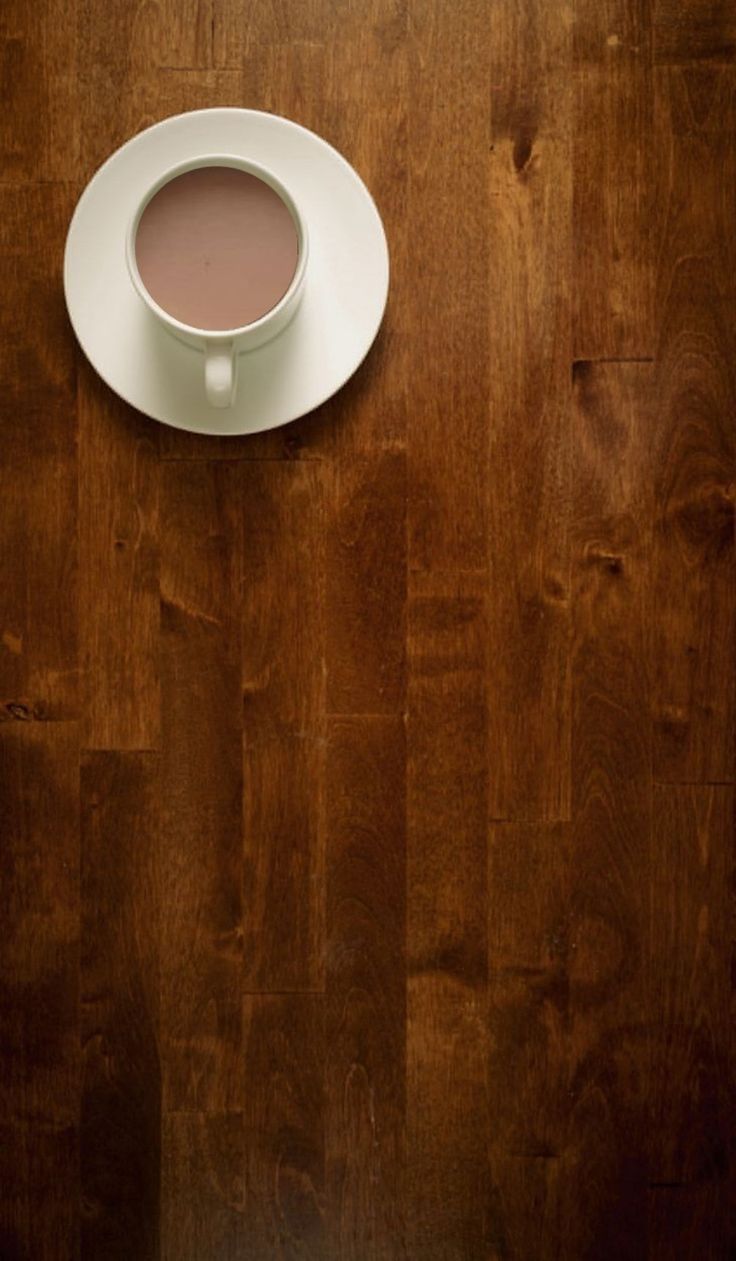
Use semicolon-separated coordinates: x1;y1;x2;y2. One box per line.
243;995;326;1256
325;451;406;716
406;0;489;571
649;786;733;1192
487;362;656;1257
80;751;160;1261
215;0;338;66
0;184;78;724
488;821;575;1260
161;1112;244;1261
0;0;78;181
325;716;405;1258
314;0;409;458
0;1122;78;1261
487;0;573;823
566;358;653;1255
242;461;325;991
0;724;80;1122
77;0;214;174
646;788;736;1257
79;362;159;750
648;1181;734;1259
653;0;736;63
573;0;655;358
406;571;491;1256
0;724;80;1261
651;67;736;783
159;460;243;1109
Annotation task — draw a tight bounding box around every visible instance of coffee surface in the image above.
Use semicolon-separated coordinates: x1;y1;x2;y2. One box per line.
135;166;299;331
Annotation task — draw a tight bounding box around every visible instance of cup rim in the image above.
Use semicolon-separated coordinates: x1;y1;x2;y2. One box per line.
125;152;308;340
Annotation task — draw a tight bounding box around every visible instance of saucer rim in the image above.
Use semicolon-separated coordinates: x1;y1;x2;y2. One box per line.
63;107;390;437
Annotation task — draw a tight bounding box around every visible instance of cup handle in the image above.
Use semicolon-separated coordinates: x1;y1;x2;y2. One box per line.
205;340;236;408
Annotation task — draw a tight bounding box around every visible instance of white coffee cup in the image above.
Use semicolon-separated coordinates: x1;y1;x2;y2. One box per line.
125;154;308;408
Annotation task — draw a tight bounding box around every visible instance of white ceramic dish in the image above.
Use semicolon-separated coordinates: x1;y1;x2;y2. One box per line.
63;108;390;436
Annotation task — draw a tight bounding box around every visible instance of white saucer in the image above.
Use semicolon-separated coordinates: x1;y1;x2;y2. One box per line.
64;109;389;436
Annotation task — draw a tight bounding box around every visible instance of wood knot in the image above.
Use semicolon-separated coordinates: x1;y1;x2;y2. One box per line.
284;433;303;459
585;547;625;575
513;131;534;172
544;576;568;602
671;485;734;554
3;701;32;721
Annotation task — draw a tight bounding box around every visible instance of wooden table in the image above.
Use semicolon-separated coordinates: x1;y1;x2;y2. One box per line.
2;1;734;1256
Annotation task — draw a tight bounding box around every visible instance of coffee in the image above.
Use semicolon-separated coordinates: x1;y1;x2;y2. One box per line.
134;166;299;331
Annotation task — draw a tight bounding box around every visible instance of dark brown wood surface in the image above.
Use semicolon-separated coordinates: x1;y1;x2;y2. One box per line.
1;2;734;1258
